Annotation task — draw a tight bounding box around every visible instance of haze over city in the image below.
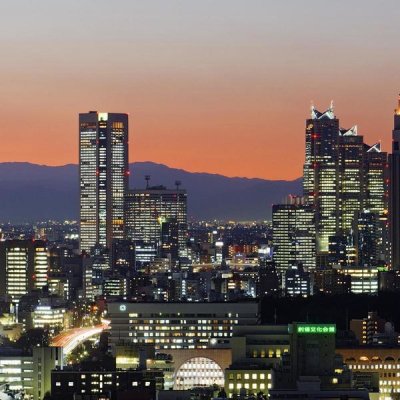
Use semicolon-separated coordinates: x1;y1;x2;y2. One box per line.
1;0;400;179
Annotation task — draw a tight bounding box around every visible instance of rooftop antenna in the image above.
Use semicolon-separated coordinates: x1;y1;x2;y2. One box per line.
145;175;151;189
175;180;181;191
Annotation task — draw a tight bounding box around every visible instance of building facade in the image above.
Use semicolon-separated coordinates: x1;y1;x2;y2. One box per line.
0;240;48;303
303;104;387;262
107;302;258;350
125;187;187;262
0;347;63;400
390;97;400;269
79;111;129;252
272;199;316;275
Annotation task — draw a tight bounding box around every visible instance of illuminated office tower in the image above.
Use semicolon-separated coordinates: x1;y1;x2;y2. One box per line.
0;240;48;303
364;142;389;263
303;103;387;262
365;142;389;214
125;185;187;262
338;127;364;232
391;97;400;269
303;103;339;252
34;243;48;289
272;197;316;276
79;111;129;252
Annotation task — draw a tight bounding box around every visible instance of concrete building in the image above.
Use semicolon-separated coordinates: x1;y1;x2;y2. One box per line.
107;302;258;350
51;369;162;400
125;186;187;263
338;347;400;399
224;325;290;398
339;267;379;294
0;346;63;400
272;198;316;276
0;240;48;303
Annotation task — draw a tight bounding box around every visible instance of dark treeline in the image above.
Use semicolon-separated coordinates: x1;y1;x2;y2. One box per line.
260;292;400;331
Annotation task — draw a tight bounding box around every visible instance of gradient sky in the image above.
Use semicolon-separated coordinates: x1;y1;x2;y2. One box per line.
1;0;400;180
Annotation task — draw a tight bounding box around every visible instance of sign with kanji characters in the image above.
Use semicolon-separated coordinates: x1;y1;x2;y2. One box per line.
296;324;336;334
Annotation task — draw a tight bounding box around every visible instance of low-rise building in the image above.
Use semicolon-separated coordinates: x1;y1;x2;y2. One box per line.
107;302;259;351
0;346;63;400
51;369;162;400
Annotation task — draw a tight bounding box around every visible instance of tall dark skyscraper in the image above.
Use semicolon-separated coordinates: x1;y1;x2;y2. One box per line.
303;103;388;262
390;97;400;269
303;103;339;252
338;127;364;233
79;112;129;253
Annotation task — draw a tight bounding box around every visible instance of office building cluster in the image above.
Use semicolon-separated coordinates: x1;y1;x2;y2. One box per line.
269;99;400;296
2;101;400;400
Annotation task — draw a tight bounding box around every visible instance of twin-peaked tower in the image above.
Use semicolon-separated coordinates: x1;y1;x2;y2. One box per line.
303;103;388;261
79;112;129;253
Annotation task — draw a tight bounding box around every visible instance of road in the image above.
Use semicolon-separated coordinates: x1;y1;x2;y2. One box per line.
51;321;110;354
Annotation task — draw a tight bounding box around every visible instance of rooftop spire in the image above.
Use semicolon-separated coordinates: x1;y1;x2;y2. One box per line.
396;94;400;116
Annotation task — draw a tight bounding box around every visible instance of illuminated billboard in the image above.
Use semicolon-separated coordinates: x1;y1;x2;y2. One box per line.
296;324;336;334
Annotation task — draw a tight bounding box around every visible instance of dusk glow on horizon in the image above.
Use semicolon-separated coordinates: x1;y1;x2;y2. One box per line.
1;0;400;180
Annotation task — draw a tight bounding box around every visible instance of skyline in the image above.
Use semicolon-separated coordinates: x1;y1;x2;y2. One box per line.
2;1;400;179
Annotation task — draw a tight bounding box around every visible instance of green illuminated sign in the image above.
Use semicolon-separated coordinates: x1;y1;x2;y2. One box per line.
296;324;336;334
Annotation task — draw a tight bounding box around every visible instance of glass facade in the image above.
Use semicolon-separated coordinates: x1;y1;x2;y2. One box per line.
79;112;128;252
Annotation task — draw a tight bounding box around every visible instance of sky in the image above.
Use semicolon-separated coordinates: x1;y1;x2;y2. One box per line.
1;0;400;180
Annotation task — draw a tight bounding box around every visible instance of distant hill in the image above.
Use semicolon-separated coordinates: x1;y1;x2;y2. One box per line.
0;162;302;222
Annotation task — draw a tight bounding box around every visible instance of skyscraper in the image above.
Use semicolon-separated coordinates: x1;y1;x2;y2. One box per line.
79;111;129;253
303;103;339;252
125;185;187;263
272;196;316;276
303;103;388;263
338;127;364;233
364;142;389;263
390;97;400;269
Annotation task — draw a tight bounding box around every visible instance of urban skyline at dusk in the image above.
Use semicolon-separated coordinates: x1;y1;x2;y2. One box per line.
2;1;400;179
2;2;400;400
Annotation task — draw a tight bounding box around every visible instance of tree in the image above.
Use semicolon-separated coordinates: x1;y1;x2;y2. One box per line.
218;388;227;398
15;328;49;353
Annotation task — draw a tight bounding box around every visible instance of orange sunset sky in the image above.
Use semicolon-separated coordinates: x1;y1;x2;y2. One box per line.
1;1;400;180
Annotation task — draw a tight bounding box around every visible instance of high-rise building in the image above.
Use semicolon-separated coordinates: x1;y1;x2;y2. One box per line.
272;197;316;276
79;111;129;253
125;186;187;263
390;97;400;269
354;210;379;267
364;142;389;263
338;127;364;233
0;240;48;303
303;103;339;253
303;103;388;262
